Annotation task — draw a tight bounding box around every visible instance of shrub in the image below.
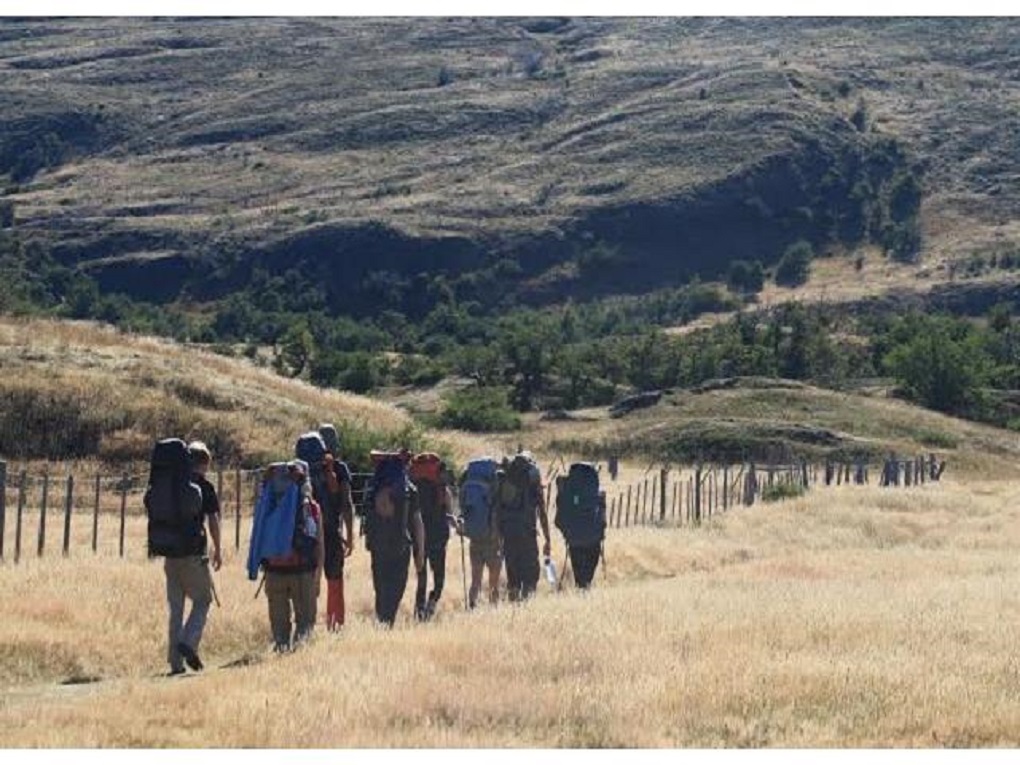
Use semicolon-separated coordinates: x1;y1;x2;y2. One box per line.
775;241;813;287
438;386;521;432
761;482;806;503
884;323;987;415
727;260;765;295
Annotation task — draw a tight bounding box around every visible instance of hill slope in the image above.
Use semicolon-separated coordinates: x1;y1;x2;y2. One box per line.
2;17;1018;310
0;315;492;469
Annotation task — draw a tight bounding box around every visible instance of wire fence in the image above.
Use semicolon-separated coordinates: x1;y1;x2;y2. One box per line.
0;454;945;564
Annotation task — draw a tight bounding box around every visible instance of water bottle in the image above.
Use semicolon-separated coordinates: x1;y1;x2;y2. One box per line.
543;556;557;585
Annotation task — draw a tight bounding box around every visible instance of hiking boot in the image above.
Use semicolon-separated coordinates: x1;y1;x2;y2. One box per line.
166;667;186;677
177;642;204;672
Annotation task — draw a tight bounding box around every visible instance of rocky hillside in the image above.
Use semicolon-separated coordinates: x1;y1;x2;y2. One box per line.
2;17;1017;312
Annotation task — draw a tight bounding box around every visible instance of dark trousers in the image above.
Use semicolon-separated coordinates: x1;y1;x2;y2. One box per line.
371;549;411;627
503;532;539;602
569;544;602;589
415;545;447;619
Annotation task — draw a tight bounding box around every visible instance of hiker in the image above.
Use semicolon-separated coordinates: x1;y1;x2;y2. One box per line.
495;452;552;603
365;451;425;627
144;439;222;676
457;456;502;609
296;425;355;631
410;453;454;621
555;463;607;589
251;460;324;652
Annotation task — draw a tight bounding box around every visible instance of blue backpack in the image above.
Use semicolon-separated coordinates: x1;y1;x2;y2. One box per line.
247;461;318;580
460;457;499;541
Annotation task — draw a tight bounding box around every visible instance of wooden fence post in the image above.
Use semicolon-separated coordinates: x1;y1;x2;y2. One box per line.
118;474;128;558
92;474;101;554
62;474;74;557
642;479;650;522
234;467;242;553
625;485;632;527
694;465;702;526
0;460;5;561
38;471;49;557
802;459;810;488
673;479;679;521
15;471;26;564
723;466;730;511
659;469;667;522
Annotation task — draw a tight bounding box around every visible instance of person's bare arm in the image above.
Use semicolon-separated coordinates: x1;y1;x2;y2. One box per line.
537;485;552;557
316;521;325;594
412;511;426;572
343;483;355;556
208;514;223;570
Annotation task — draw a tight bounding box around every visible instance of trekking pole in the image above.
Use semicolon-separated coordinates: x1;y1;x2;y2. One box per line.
601;542;607;582
211;573;222;608
253;571;267;600
459;532;468;611
557;547;570;593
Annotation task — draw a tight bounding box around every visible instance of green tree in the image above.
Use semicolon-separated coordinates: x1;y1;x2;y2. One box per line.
727;259;765;295
885;322;986;415
277;323;315;378
775;241;813;288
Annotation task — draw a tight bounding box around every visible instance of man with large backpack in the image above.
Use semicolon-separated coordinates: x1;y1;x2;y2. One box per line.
145;438;222;676
250;460;325;652
457;456;502;609
495;451;551;603
296;426;355;632
409;453;454;621
365;450;425;627
555;462;607;589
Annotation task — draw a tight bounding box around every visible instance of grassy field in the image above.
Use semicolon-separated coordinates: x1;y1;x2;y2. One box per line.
2;318;1020;747
2;474;1019;747
514;379;1020;480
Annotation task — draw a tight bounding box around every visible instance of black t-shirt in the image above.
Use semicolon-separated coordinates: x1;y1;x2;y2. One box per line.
189;473;220;555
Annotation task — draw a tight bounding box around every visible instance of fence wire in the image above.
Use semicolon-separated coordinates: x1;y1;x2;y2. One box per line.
0;454;945;564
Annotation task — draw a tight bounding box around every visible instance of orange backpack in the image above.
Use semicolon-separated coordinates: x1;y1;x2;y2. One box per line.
409;452;443;484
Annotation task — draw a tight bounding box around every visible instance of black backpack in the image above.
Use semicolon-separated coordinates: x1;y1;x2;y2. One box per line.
365;456;415;558
144;438;203;557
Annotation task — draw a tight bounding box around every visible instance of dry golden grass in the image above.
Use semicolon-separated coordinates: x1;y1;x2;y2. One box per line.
0;315;493;472
3;474;1020;747
520;382;1020;482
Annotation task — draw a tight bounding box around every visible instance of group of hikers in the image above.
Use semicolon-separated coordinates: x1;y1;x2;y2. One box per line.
144;425;607;675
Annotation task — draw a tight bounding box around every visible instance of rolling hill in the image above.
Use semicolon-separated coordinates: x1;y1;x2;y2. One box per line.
2;17;1018;312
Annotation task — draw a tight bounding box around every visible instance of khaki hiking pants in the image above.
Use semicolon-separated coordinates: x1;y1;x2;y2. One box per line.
265;571;318;651
164;555;213;672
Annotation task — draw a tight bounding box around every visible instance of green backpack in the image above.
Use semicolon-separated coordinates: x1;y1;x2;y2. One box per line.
496;454;541;536
555;462;605;547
